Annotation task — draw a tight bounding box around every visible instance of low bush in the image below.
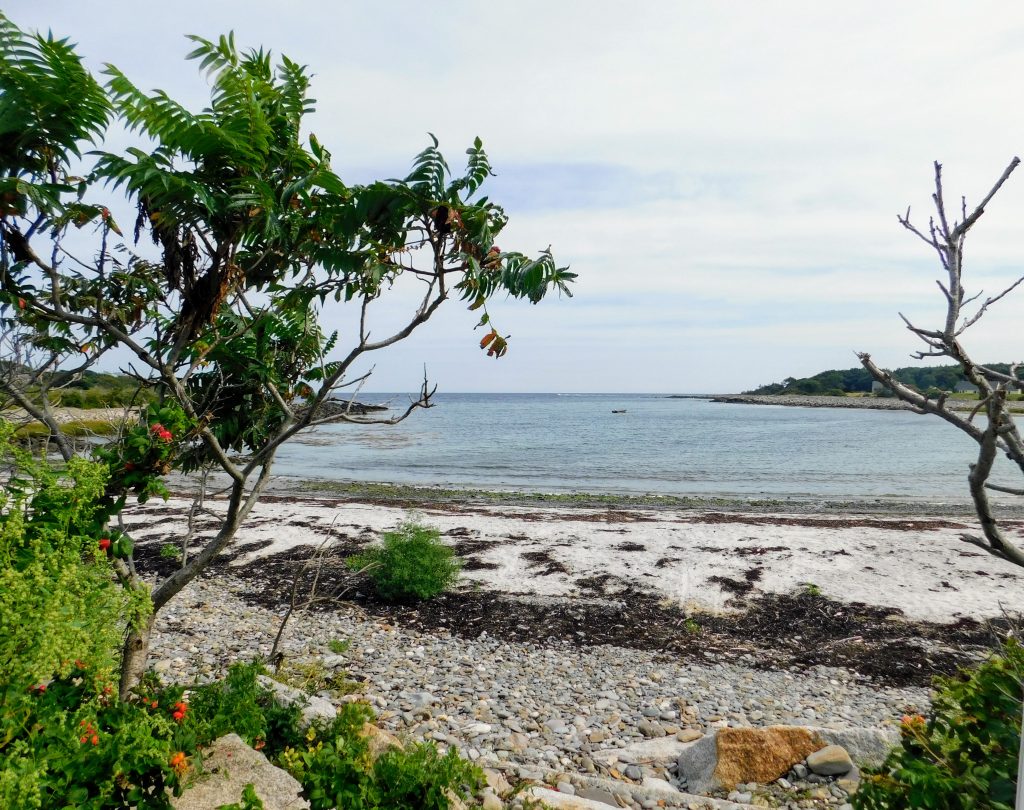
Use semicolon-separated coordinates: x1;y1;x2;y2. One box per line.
0;420;480;807
347;520;461;601
854;637;1022;810
282;701;483;810
0;421;187;808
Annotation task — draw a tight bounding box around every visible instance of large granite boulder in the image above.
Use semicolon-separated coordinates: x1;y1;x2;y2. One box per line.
677;725;897;794
172;734;307;810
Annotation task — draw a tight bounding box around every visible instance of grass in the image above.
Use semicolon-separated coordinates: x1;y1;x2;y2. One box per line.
11;417;123;438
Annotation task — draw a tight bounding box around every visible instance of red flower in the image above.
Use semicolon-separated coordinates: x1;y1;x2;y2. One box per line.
124;462;135;471
98;538;111;552
150;423;173;442
171;700;188;722
169;751;188;775
91;735;99;745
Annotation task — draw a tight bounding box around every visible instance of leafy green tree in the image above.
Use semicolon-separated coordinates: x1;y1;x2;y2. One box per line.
0;16;574;695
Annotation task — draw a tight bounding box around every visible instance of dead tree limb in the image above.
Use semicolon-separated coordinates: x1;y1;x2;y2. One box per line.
860;158;1024;567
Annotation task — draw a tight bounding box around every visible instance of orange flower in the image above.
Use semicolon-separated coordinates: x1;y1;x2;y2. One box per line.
169;751;188;775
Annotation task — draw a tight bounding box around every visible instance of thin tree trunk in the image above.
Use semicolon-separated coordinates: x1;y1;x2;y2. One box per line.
119;612;155;700
967;413;1024;567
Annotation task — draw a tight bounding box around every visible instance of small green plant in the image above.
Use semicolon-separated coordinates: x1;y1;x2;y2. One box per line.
328;638;351;655
683;618;701;635
282;702;483;810
854;637;1023;810
159;544;182;561
277;661;363;699
216;783;265;809
370;742;484;809
347;520;461;602
180;662;305;757
802;582;822;597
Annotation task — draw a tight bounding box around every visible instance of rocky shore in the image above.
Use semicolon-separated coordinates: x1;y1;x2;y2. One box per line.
123;491;1024;808
151;574;926;809
708;394;964;411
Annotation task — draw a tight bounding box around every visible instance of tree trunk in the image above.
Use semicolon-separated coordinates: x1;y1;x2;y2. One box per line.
119;612;155;700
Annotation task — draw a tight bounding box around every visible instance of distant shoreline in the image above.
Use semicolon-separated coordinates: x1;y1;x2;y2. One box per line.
699;393;989;412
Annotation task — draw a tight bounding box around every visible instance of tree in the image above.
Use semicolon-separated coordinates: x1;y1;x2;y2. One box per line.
0;17;575;696
858;158;1024;567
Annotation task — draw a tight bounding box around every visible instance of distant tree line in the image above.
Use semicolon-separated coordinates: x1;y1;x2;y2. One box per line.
1;363;154;409
746;363;1014;396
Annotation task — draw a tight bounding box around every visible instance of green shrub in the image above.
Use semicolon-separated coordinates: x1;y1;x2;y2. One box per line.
282;701;483;810
172;662;305;758
0;420;186;808
854;638;1023;810
370;742;484;809
347;521;460;601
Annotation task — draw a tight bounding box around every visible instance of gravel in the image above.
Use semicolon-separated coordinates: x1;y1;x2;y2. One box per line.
150;571;929;805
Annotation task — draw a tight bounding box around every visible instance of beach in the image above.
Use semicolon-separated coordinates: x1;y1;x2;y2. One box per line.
122;487;1022;807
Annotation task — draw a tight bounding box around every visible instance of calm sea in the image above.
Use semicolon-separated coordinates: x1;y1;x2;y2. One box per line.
272;393;1007;501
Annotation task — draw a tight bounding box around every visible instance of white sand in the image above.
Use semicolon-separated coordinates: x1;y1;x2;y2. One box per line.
122;497;1024;623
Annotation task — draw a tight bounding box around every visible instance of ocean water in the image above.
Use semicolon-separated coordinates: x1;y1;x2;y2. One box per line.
272;393;1007;500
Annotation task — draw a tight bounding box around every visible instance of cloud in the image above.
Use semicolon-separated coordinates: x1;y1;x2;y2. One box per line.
9;0;1024;391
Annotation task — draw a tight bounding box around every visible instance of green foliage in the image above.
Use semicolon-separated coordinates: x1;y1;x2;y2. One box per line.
0;420;189;808
281;702;376;809
0;664;188;809
746;363;1016;396
159;543;182;561
95;402;193;504
370;743;484;809
218;783;266;810
0;13;111;222
175;662;304;757
282;701;483;810
0;419;134;700
854;638;1023;810
347;521;461;602
328;638;350;655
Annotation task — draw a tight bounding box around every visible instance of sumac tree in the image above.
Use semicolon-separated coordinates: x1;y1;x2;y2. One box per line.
0;17;574;695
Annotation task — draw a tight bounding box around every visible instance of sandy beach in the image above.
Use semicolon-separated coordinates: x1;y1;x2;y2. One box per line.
126;493;1024;625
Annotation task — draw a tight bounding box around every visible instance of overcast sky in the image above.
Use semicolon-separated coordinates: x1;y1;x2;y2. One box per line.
10;1;1024;393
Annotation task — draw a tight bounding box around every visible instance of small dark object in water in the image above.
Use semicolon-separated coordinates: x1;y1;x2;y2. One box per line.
611;409;626;414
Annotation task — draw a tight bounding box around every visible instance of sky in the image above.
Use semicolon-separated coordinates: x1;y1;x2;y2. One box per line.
9;1;1024;393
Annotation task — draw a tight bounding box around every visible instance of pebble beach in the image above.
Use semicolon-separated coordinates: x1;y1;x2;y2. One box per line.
127;490;1024;808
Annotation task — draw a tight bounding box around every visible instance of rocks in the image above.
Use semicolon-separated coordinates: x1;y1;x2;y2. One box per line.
676;725;882;799
361;722;404;759
150;576;924;808
172;733;307;810
575;786;620;806
678;726;823;793
812;725;899;769
806;745;854;776
256;676;337;728
638;719;666;738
